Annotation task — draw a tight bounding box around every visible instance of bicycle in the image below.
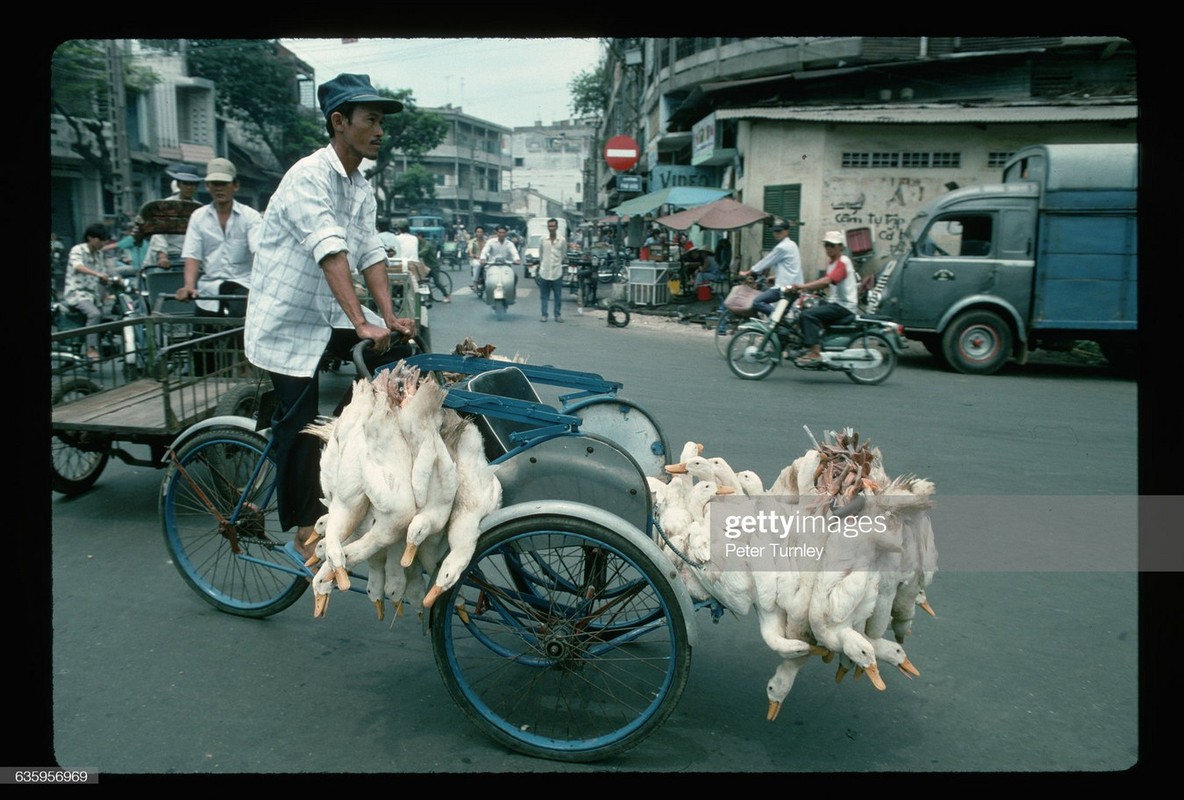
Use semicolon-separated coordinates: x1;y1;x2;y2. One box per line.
157;342;691;762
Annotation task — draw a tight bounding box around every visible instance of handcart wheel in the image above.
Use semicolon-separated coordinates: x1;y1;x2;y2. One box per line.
51;378;109;495
430;513;691;762
606;304;630;328
159;427;307;618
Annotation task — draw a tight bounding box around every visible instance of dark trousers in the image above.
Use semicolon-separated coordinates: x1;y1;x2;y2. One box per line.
799;302;855;346
752;287;784;317
266;329;415;531
193;282;248;375
538;276;563;317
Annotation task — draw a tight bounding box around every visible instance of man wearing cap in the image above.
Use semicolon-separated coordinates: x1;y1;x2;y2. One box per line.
740;218;803;318
176;157;261;318
245;73;417;561
144;162;202;269
790;230;859;365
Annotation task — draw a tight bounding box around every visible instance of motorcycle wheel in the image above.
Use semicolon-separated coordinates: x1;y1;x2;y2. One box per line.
727;330;779;380
844;334;897;385
493;300;507;321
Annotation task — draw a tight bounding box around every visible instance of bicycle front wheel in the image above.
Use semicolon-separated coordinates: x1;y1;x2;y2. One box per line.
431;515;691;762
712;310;740;358
159;427;307;618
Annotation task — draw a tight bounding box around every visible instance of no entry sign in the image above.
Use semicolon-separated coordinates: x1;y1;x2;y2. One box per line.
604;135;640;171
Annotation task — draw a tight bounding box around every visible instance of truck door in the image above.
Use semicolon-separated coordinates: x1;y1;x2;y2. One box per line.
898;212;999;328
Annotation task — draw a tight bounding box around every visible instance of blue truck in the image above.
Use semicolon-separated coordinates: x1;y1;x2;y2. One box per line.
866;143;1137;374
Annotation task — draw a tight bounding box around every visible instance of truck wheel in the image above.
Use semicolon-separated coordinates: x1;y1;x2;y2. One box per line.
942;310;1012;375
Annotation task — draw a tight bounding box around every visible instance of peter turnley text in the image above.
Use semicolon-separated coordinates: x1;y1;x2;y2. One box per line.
721;511;889;540
724;542;826;560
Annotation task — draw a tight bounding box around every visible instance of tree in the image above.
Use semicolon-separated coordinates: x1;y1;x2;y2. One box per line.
51;40;160;209
569;60;610;121
391;164;437;209
186;39;323;169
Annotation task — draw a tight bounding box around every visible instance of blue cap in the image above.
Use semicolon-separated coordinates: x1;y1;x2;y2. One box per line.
165;162;202;182
317;73;403;119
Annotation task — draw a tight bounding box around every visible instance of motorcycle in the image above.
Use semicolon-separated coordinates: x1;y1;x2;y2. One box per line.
479;257;518;320
725;288;904;385
51;272;149;379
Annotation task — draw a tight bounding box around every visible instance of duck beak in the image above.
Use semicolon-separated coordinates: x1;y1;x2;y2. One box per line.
717;486;736;495
422;583;443;609
767;701;782;722
665;463;688;474
865;663;887;691
920;599;937;617
898;658;921;678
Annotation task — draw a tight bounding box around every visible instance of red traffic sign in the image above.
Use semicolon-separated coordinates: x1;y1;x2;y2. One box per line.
604;135;640;171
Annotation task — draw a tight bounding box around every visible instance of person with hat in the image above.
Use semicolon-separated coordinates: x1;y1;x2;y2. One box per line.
175;157;261;320
144;162;202;269
789;230;860;365
740;218;803;318
244;73;417;561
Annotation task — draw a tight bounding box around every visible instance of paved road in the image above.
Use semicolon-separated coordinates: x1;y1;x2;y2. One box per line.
40;278;1151;779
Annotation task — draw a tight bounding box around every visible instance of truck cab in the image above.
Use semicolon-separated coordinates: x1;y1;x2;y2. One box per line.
868;143;1137;374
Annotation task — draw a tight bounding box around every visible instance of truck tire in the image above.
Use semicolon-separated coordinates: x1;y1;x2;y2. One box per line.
942;310;1012;375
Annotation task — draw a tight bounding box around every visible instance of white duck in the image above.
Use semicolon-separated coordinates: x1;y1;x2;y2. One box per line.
422;413;503;610
317;366;419;617
398;379;459;569
808;506;891;691
683;480;753;614
302;375;379;594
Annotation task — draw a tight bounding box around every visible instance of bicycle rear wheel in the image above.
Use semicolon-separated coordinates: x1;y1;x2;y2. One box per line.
712;309;741;358
159;427;306;618
431;515;691;762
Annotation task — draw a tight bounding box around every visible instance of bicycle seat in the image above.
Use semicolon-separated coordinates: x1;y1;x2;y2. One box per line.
461;366;547;462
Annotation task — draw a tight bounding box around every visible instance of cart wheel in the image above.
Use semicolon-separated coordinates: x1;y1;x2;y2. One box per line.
51;378;109;496
431;514;691;762
214;382;266;420
607;304;630;328
159;427;307;618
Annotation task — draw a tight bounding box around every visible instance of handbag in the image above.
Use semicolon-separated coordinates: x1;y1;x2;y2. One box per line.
724;283;760;314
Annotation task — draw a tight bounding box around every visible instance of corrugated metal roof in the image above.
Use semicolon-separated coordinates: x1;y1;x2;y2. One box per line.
713;103;1138;124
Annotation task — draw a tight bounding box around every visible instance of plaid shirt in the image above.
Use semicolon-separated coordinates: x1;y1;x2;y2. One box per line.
63;242;109;306
245;145;386;377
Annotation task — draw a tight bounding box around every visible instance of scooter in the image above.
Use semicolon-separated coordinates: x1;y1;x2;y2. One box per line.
51;273;148;379
480;257;518;320
725;288;904;385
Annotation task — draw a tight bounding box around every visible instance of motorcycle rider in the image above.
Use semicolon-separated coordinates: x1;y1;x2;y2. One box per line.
63;222;113;362
467;225;487;291
790;230;859;366
740;218;803;318
478;224;521;289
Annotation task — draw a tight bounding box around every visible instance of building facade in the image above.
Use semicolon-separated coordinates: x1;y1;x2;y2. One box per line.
597;36;1137;278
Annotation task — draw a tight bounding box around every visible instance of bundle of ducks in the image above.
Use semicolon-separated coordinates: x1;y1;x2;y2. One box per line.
301;359;502;621
650;428;938;722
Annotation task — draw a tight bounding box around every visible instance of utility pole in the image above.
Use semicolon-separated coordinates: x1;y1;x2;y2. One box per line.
106;39;134;221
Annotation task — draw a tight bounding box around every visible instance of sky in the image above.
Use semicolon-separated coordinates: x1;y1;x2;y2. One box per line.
279;38;604;130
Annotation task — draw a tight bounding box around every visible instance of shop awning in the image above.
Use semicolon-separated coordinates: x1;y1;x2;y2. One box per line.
654;197;771;231
611;187;731;218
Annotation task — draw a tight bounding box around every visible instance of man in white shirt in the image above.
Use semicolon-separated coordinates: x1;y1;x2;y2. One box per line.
740;219;803;317
244;73;417;560
477;225;521;290
391;218;420;265
536;218;566;322
176;157;261;318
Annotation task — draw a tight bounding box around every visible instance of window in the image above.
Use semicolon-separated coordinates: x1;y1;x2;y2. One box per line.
761;184;801;252
987;151;1014;168
843;151;962;168
919;213;993;257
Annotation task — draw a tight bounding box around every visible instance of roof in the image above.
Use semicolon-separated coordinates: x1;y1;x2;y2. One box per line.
712;102;1138;125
